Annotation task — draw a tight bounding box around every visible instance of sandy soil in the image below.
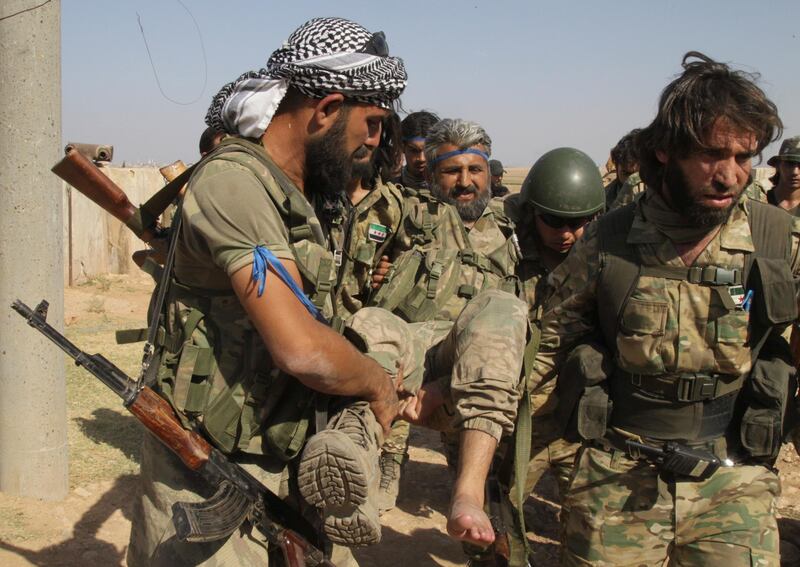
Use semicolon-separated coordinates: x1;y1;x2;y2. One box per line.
0;274;798;566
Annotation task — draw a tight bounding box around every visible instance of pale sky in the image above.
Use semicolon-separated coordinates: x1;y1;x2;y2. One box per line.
62;0;800;168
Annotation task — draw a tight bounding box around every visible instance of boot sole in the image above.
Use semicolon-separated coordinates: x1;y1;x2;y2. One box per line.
298;429;381;545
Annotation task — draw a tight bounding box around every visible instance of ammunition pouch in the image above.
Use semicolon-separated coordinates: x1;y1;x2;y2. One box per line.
369;248;462;323
553;341;613;443
155;280;315;461
735;254;799;463
738;343;798;463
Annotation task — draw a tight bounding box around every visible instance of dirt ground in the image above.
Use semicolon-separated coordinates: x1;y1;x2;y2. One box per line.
0;273;798;566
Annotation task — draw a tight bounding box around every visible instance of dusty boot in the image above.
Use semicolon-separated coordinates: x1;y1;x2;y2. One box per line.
298;402;382;545
376;451;405;513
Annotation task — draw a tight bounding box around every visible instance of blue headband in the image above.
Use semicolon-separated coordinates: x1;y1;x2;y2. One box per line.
431;148;490;165
403;136;426;143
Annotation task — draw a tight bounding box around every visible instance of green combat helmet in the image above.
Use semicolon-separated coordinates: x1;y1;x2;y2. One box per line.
521;147;605;217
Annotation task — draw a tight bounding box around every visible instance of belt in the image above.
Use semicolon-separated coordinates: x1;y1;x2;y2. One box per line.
614;370;744;402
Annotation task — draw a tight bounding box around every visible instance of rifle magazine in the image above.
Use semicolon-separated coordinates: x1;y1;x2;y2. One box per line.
172;480;252;542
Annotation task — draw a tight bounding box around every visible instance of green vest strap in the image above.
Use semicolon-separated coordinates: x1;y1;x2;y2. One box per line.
640;264;742;285
512;323;541;559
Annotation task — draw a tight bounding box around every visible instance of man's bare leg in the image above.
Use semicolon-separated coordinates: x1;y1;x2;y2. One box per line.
447;429;496;546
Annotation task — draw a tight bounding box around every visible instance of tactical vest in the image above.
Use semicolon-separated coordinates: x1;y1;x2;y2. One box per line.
593;200;798;456
155;139;337;459
370;195;520;323
330;180;405;316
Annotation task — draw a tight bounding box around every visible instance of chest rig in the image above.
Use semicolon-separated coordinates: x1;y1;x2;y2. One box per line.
370;194;520;323
155;139;337;459
595;200;798;449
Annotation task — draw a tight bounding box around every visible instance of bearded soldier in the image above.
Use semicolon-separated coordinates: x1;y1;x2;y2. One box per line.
126;18;415;566
324;113;414;513
367;118;529;552
533;52;799;566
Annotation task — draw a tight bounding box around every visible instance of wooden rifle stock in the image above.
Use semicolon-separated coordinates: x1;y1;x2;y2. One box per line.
160;160;188;184
11;299;335;566
52;148;158;242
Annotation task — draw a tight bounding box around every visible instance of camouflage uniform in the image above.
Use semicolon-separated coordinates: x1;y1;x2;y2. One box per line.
391;194;520;321
328;179;407;317
533;186;800;566
505;194;580;506
606;172;644;211
325;179;411;507
604;177;624;211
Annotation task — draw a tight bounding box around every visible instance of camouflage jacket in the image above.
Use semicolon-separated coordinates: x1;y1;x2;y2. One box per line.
377;192;520;322
163;139;337;456
607;172;644;211
533;186;800;391
504;194;552;323
328;179;406;316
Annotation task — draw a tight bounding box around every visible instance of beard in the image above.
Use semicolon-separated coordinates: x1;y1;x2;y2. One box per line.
350;146;375;182
664;159;740;227
305;110;372;196
431;181;491;222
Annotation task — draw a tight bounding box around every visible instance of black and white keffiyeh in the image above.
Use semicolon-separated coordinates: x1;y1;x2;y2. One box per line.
205;17;407;138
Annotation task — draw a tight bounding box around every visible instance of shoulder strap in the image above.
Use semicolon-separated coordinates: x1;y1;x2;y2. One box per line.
596;203;639;346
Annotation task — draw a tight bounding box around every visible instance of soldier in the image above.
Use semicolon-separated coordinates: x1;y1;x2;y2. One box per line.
767;136;800;215
605;129;641;210
325;113;413;513
127;17;413;566
480;148;606;566
490;159;510;198
198;125;224;157
533;51;797;566
396;110;440;190
374;118;529;551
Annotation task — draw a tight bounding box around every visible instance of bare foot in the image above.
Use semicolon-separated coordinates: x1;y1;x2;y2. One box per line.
447;494;495;546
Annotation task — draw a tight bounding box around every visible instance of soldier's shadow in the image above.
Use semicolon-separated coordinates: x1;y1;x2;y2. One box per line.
75;408;143;465
778;516;800;567
0;474;138;567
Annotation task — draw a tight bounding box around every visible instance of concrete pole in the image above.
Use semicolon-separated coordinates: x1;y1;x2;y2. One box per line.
0;0;68;499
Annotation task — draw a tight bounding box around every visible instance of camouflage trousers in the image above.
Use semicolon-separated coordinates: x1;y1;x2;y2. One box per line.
126;434;358;567
382;419;410;455
349;289;529;441
127;308;425;567
419;289;529;441
562;446;781;566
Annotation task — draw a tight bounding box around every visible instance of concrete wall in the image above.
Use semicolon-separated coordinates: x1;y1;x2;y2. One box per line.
62;166;168;285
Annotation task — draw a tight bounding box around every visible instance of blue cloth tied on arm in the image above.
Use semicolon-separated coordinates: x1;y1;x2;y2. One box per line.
251;245;326;323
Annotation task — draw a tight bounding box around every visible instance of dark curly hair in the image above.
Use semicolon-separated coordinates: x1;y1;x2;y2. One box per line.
610;128;641;175
637;51;782;188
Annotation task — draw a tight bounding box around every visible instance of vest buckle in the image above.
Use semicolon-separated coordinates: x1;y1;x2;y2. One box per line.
677;373;717;402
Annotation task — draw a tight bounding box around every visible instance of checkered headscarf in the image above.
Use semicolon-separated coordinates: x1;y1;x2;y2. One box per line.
205;17;407;138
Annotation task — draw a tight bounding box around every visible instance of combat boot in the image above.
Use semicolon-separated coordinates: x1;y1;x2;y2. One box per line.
376;451;405;513
298;401;382;545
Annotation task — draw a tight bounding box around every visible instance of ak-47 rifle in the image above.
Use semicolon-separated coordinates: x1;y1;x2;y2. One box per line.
11;299;335;567
52;148;195;259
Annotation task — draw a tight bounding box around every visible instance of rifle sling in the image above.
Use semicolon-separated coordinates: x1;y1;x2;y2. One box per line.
137;200;184;388
512;324;540;559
